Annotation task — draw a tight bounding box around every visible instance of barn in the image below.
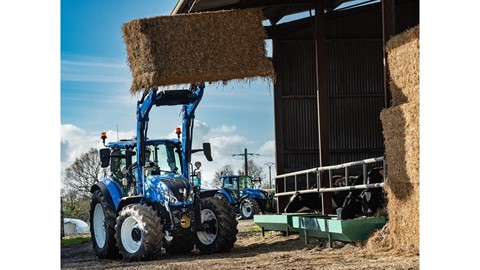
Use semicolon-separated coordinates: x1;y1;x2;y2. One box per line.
171;0;419;213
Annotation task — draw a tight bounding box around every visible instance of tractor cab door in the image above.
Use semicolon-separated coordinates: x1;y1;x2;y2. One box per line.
222;176;239;197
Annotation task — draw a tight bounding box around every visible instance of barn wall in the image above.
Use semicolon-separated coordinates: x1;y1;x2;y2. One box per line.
271;1;419;212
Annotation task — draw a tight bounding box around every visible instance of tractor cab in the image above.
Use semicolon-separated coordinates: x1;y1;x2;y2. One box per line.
99;138;185;196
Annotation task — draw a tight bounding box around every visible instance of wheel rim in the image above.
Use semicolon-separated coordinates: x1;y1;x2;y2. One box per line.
121;216;142;253
197;209;217;245
241;201;253;218
93;203;106;248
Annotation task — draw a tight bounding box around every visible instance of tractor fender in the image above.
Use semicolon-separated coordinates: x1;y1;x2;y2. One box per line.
199;188;219;199
241;188;267;201
218;189;238;204
90;178;124;211
117;195;145;211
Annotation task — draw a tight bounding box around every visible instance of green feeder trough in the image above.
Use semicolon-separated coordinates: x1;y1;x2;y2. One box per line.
254;213;386;244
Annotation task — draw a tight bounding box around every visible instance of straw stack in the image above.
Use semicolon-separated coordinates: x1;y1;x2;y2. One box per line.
386;26;419;106
122;8;274;94
367;25;420;255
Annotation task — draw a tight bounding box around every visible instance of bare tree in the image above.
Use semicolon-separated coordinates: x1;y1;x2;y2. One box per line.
213;164;234;188
64;148;108;198
61;188;90;222
240;160;266;188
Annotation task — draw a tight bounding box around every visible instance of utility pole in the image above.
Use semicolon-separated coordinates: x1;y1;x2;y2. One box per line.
232;148;259;177
265;162;275;189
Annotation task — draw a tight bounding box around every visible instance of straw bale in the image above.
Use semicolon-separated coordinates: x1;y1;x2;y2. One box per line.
122;8;275;93
366;182;419;255
380;102;419;184
386;25;419;106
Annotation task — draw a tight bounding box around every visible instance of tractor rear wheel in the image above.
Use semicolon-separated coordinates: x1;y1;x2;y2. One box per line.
89;190;119;259
115;204;164;261
240;198;261;219
195;197;238;254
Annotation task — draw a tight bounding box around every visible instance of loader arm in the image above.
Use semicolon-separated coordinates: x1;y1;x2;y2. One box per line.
135;83;205;195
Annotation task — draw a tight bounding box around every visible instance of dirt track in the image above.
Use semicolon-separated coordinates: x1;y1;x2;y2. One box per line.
61;219;419;269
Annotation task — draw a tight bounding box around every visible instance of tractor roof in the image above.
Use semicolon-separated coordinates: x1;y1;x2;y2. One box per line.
107;138;181;149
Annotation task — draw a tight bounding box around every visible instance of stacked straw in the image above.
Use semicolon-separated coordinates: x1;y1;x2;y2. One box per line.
386;26;420;106
122;8;274;94
367;25;420;255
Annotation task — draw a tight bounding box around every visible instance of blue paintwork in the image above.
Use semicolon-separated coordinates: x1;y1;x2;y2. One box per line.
106;139;180;150
219;175;273;212
94;84;206;216
145;174;194;207
241;188;268;201
217;189;239;204
181;83;204;178
136;84;205;195
97;177;125;210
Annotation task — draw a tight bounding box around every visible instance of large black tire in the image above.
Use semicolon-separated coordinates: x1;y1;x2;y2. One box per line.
240;198;261;219
89;190;120;259
214;193;237;216
115;204;164;261
195;197;238;254
164;233;194;254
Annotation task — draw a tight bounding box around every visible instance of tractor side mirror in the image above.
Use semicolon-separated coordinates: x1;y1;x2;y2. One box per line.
203;143;213;161
99;148;111;168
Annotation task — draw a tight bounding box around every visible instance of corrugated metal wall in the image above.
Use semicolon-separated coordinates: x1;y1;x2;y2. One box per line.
273;4;385;176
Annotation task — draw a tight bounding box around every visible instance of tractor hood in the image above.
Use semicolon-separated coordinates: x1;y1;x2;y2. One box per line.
145;174;193;205
262;189;275;197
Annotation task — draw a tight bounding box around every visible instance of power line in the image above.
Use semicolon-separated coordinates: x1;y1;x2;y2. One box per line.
232;148;259;176
264;162;275;189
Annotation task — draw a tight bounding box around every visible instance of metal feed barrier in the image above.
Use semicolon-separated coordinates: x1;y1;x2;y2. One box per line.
274;156;385;215
254;157;386;246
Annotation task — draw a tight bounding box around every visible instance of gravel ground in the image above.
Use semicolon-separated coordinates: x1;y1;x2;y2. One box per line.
61;219;419;269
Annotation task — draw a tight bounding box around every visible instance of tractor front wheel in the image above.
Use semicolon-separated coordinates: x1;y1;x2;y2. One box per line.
115;204;164;261
89;190;119;259
196;197;238;254
240;198;261;219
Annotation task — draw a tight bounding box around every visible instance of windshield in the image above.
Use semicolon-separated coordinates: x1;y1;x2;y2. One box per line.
238;175;254;189
133;142;182;175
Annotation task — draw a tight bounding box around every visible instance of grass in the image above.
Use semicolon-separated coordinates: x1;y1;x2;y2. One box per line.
61;236;91;248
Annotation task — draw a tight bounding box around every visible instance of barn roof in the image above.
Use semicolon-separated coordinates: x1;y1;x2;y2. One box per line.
171;0;379;25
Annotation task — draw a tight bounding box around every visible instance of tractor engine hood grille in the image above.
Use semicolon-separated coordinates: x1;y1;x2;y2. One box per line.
161;176;191;202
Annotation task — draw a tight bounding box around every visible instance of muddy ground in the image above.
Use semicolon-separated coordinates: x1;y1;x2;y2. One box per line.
61;219;419;269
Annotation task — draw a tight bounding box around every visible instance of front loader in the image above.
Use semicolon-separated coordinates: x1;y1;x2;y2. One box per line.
89;83;238;261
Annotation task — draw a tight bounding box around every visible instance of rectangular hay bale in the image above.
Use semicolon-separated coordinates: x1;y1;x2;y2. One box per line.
384;181;419;253
380;102;419;184
386;25;419;106
122;8;274;93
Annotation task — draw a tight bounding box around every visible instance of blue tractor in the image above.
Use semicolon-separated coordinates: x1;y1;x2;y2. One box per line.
89;83;238;261
215;174;276;219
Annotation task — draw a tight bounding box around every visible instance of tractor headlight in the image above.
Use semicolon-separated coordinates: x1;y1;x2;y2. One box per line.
165;188;179;204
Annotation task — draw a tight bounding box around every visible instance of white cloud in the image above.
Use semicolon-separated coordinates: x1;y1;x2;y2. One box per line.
258;140;275;156
60;122;276;190
211;124;237;134
60;124;135;182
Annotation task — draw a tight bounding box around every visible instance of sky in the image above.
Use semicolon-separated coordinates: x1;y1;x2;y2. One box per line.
3;0;480;269
60;0;278;188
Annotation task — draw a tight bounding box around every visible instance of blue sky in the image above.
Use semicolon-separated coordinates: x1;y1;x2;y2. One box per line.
61;0;277;186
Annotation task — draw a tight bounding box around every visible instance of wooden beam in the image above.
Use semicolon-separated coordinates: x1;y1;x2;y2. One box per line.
314;0;333;214
382;0;395;108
